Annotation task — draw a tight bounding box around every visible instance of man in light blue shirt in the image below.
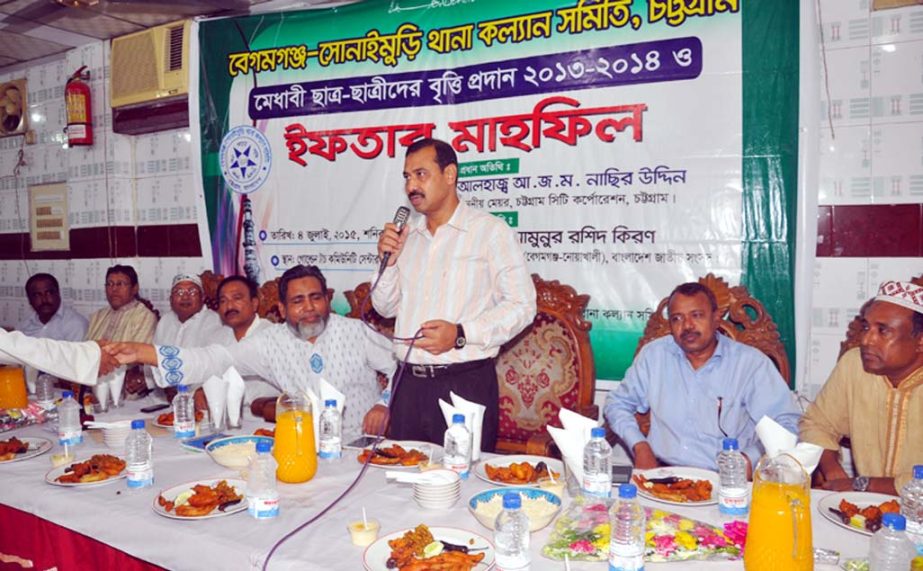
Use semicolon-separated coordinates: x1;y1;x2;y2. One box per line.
18;273;88;342
604;282;801;474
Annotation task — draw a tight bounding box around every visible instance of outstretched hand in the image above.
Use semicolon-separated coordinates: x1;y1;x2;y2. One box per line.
104;341;145;365
95;340;120;376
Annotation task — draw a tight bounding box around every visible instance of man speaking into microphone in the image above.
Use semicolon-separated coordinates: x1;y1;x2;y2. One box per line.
373;138;536;452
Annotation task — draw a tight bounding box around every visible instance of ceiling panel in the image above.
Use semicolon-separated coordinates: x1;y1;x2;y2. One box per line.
0;31;69;64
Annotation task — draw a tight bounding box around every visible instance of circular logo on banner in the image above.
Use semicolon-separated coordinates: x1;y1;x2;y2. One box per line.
219;125;272;195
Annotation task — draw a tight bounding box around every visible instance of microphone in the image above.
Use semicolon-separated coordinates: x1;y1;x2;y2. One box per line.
378;206;411;274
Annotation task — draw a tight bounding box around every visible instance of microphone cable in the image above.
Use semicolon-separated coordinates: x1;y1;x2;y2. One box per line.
262;219;425;569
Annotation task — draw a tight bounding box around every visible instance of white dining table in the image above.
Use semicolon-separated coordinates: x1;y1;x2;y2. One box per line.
0;396;873;570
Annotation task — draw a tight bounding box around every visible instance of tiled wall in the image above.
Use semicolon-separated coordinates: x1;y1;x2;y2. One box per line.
0;41;210;329
806;0;923;397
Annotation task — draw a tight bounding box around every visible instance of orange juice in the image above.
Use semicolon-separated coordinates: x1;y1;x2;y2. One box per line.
273;409;317;483
744;481;813;570
0;366;28;409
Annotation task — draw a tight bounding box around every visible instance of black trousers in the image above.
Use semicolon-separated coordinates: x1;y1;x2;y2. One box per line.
387;359;499;453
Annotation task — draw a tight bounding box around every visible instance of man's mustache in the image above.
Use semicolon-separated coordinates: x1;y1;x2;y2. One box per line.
408;191;424;199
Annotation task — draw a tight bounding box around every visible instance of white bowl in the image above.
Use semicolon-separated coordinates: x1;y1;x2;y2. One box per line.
414;496;459;509
467;487;562;532
205;435;274;469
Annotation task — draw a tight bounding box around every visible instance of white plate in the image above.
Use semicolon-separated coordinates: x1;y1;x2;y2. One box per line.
45;455;127;487
633;466;719;506
358;440;442;470
817;491;900;536
475;455;564;487
152;478;247;520
0;437;52;464
362;526;494;570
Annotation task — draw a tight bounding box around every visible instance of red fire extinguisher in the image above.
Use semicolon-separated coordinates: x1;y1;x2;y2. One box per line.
65;65;93;146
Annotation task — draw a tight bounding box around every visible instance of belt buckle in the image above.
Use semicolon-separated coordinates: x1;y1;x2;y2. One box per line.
411;365;430;378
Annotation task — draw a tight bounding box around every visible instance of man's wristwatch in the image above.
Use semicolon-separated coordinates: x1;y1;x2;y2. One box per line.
454;324;467;350
852;476;870;492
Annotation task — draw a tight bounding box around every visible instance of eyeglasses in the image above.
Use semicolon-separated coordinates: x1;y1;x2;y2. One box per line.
172;288;201;298
105;281;131;289
717;397;728;439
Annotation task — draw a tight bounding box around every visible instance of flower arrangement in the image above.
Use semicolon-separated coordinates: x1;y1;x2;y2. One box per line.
542;496;748;562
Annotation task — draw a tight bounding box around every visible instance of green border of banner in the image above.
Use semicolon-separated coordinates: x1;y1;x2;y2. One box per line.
740;0;799;386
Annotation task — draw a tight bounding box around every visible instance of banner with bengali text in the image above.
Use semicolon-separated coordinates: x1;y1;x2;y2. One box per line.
196;0;798;382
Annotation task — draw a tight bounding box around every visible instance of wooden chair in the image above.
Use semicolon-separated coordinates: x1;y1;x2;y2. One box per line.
344;282;395;336
632;273;790;436
495;274;596;456
345;275;598;457
838;274;923;358
200;270;225;311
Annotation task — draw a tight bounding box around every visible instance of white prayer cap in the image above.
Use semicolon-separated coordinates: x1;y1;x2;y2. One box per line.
171;273;202;290
875;280;923;314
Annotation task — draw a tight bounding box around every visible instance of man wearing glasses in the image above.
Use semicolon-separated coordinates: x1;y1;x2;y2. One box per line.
604;282;801;476
85;264;158;399
146;274;225;392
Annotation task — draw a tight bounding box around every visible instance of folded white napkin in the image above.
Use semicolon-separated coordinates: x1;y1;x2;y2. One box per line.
438;392;486;461
93;378;110;410
24;366;37;394
203;374;228;430
306;377;346;449
755;415;823;474
94;367;126;408
546;407;599;486
223;366;246;427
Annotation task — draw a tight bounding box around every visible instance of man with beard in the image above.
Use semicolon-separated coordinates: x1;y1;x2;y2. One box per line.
801;280;923;494
107;265;397;439
215;275;277;406
19;273;88;342
374;138;535;452
604;282;801;475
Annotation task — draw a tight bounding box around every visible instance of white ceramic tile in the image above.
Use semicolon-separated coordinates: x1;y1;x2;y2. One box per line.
820;46;872;126
819;0;870;49
66;142;106;181
805;332;845;398
868;257;923;286
135;174;198;225
870;40;923;124
67;179;109;228
871;4;923;44
870;121;923;202
818;125;872;204
812;257;870;335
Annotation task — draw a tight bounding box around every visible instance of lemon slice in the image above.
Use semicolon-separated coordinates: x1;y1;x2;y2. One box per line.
422;541;444;559
173;489;195;507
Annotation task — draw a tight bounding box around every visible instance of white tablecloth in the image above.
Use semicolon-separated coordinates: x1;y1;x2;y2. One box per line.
0;397;872;570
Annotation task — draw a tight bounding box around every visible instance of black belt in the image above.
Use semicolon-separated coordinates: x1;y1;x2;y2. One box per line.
406;358;493;379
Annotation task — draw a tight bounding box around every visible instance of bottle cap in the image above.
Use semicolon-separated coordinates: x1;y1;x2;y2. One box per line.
256;440;272;453
618;483;638;499
502;492;522;509
62;390;73;399
452;413;465;424
914;465;923;479
325;399;337;407
177;384;188;393
131;419;145;430
590;427;605;438
882;513;906;531
722;438;739;451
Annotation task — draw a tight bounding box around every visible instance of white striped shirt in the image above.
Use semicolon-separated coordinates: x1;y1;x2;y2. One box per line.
371;201;536;364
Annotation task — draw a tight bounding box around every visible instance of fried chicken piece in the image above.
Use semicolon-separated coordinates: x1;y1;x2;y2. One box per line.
358;445;428;466
55;454;125;483
839;499;859;518
879;500;900;514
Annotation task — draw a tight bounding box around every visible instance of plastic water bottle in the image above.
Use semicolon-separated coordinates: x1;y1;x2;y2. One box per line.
870;513;916;570
172;384;195;439
716;437;749;516
318;399;342;461
34;373;56;408
247;440;280;519
57;390;83;446
609;483;646;571
902;465;923;555
494;491;530;571
125;419;153;490
443;413;472;479
582;427;612;498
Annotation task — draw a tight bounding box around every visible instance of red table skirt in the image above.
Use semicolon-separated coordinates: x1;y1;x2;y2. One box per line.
0;504;164;571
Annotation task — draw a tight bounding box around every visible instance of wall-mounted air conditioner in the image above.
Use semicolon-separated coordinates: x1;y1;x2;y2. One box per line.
110;20;190;135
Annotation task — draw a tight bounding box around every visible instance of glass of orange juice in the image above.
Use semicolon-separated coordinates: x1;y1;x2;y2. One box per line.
0;366;28;409
273;393;317;483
